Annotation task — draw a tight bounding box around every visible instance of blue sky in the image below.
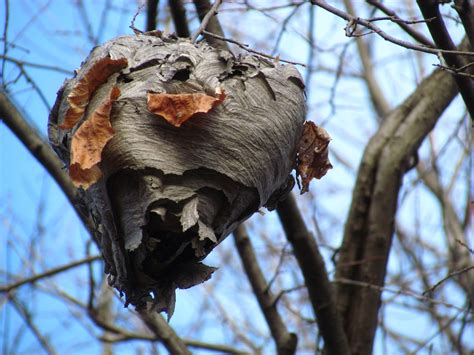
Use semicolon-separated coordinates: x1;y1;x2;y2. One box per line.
1;1;473;354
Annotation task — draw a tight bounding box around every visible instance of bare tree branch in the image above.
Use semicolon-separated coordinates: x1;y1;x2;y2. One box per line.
192;0;222;42
202;31;305;66
10;297;57;355
0;55;73;74
417;1;474;121
0;90;95;234
169;0;191;37
146;0;159;32
0;255;101;293
137;311;191;355
277;194;350;355
193;0;227;49
233;224;297;355
342;0;391;118
76;0;98;45
366;0;435;47
1;0;10;84
335;61;461;353
424;265;474;295
417;160;474;306
453;0;474;49
310;0;474;57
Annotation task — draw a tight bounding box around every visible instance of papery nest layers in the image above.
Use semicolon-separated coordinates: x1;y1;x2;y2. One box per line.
48;32;308;317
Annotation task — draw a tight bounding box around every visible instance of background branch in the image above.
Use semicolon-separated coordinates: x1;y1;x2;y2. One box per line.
146;0;159;32
335;63;460;354
193;0;227;49
169;0;191;37
277;194;350;355
417;0;474;120
233;224;297;355
137;311;191;355
0;90;95;234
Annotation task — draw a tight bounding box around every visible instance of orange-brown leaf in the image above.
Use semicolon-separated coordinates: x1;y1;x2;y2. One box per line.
147;89;226;127
69;86;120;188
68;164;103;190
297;121;333;194
60;57;127;130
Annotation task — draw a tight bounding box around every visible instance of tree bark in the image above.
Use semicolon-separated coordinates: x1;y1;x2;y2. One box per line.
335;65;459;354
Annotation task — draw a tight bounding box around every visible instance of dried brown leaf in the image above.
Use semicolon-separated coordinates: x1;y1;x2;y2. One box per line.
60;57;127;130
297;121;333;194
69;86;120;188
68;165;103;189
147;88;226;127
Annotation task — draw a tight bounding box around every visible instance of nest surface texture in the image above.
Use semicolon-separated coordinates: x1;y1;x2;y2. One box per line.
48;32;306;316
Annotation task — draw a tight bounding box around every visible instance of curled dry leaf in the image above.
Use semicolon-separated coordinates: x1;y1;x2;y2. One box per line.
147;88;226;127
69;86;120;188
68;164;103;189
60;57;128;130
297;121;333;194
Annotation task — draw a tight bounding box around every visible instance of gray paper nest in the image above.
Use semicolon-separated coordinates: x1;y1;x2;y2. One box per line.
48;32;306;317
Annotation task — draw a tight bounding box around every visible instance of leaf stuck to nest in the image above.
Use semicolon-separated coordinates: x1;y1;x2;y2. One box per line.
69;86;121;188
147;88;226;127
297;121;333;194
68;164;104;189
60;57;127;130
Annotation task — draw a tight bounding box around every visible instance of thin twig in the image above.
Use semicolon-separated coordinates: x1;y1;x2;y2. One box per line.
76;0;98;45
456;239;474;254
334;278;473;314
192;0;223;42
1;0;10;85
0;255;101;293
271;3;302;56
233;225;297;355
342;0;391;118
0;90;95;234
434;63;474;79
0;55;73;74
193;0;227;50
366;0;435;47
202;31;306;66
277;194;350;355
305;4;316;95
10;297;57;355
310;0;474;57
130;5;145;34
423;265;474;295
